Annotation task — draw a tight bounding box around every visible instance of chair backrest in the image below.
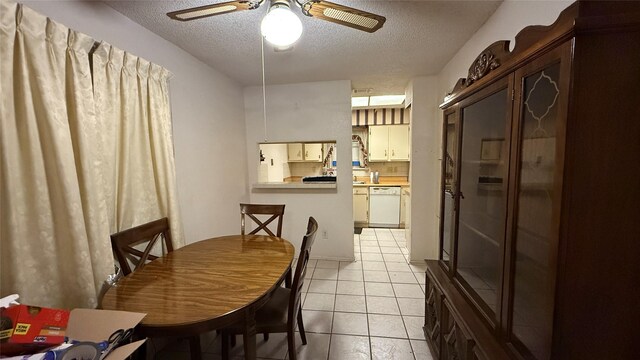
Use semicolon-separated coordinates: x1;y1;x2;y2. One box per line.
110;217;173;276
288;217;318;321
240;203;285;237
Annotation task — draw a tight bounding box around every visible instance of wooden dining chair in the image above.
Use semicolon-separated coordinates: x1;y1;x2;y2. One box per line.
240;203;292;288
110;217;174;276
221;217;319;360
240;203;285;237
110;218;202;359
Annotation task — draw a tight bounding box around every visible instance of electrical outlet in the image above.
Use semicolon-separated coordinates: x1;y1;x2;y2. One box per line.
322;230;328;239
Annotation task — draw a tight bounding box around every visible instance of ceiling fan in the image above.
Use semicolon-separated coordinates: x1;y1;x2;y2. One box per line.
167;0;386;45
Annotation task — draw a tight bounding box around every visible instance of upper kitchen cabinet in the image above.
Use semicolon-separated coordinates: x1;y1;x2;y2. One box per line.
368;126;388;161
304;143;323;162
288;143;322;162
389;125;410;160
287;143;303;161
369;124;410;161
425;2;640;360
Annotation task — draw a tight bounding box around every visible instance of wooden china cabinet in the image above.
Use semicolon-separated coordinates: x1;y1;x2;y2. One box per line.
424;2;640;360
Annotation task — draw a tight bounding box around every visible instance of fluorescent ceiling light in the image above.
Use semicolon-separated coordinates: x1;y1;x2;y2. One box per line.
369;95;405;106
351;97;369;107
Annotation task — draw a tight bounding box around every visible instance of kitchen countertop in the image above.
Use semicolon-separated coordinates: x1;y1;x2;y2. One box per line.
253;182;337;189
353;182;410;187
353;176;409;187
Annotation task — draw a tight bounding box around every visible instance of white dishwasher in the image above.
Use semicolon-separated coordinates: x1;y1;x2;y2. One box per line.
369;187;401;227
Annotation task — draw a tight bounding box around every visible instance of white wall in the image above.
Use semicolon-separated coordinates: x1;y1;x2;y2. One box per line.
244;81;353;260
406;76;440;262
438;0;573;99
22;1;249;244
407;0;573;262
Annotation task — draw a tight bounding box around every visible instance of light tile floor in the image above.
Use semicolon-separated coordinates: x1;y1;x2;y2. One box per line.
152;228;433;359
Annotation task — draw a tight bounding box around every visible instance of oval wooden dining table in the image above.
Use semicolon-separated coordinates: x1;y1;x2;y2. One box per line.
101;234;295;360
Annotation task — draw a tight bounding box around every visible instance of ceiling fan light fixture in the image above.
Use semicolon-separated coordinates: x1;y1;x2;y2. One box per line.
261;2;303;47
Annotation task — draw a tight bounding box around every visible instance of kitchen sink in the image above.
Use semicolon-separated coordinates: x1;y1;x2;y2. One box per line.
353;181;365;184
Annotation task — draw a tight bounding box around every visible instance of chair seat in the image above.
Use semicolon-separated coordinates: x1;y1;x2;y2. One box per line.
256;287;290;327
227;287;291;334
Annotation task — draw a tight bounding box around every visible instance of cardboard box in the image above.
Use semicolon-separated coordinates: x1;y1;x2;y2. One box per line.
66;308;146;360
1;307;146;360
0;305;70;355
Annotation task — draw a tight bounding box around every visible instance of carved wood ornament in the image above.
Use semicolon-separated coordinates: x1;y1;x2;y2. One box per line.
466;51;500;86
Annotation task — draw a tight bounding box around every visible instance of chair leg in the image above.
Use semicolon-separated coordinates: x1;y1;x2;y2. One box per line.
284;267;292;288
263;332;269;341
297;307;307;345
287;329;297;360
221;332;229;360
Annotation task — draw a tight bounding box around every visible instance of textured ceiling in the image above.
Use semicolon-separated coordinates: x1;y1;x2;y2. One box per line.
105;0;501;95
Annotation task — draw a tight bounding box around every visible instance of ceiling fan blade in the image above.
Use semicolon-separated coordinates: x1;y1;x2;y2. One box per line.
167;1;262;21
301;0;386;33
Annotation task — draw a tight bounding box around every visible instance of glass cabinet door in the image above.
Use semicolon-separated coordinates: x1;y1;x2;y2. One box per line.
509;56;565;360
455;84;511;321
440;112;457;266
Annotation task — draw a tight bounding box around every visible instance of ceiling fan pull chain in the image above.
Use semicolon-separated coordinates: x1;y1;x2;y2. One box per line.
261;33;268;142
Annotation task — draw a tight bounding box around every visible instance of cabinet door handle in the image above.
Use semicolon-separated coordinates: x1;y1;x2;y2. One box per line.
384;150;387;157
392;149;395;156
305;151;308;157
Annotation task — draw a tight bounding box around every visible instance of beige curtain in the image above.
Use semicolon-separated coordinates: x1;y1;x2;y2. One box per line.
0;2;113;308
0;2;184;308
92;43;184;246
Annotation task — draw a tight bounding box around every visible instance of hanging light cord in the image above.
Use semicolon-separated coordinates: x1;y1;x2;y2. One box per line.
261;34;268;142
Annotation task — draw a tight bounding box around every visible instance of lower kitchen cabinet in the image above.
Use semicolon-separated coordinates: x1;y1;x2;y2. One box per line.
353;187;368;224
400;187;410;227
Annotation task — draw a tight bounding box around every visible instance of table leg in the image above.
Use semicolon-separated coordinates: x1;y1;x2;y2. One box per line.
243;308;257;360
189;336;202;360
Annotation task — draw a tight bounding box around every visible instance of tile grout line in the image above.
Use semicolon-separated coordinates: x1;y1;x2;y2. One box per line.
389;228;419;360
365;230;373;360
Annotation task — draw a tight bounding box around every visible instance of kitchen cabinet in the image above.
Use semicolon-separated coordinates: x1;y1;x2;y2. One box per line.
368;126;389;161
427;3;640;360
368;125;410;161
400;187;410;227
287;143;322;162
287;143;303;161
304;143;322;162
353;187;368;224
389;125;410;160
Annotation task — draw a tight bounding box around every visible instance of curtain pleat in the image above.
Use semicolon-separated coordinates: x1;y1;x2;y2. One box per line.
1;2;113;308
92;42;184;247
0;1;183;308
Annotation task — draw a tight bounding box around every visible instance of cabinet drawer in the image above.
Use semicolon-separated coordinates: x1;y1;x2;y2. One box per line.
353;187;368;195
